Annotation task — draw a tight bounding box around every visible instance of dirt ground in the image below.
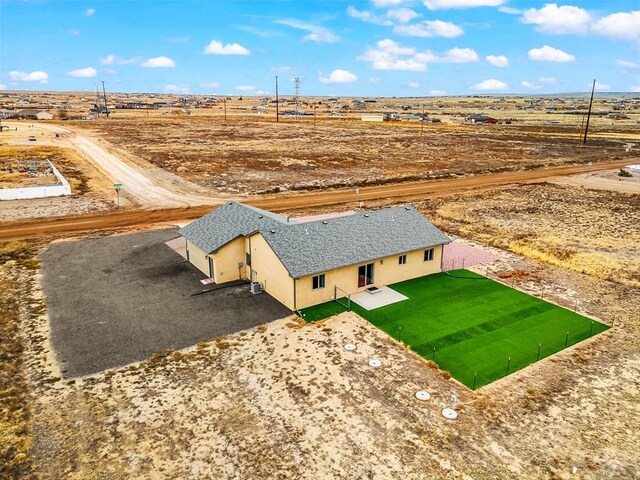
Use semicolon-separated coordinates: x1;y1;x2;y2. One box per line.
76;115;637;195
422;182;640;289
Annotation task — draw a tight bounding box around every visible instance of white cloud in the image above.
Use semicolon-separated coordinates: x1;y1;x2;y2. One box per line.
593;81;611;91
394;20;463;37
521;77;556;89
319;69;358;84
472;79;508;90
369;77;382;85
347;6;392;26
235;85;256;91
407;81;421;88
141;56;176;68
100;54;116;65
101;54;142;66
275;18;340;43
424;0;506;10
66;67;97;78
164;84;190;94
0;84;7;90
204;40;250;55
631;85;640;92
86;8;95;16
106;69;117;75
498;6;521;14
387;8;420;22
486;54;509;67
616;60;640;68
372;0;405;6
528;45;575;62
415;47;478;63
429;89;446;95
376;38;416;55
9;70;48;84
359;40;477;71
521;4;591;34
199;82;220;89
358;40;426;71
521;80;542;89
270;66;293;73
592;11;640;41
439;47;478;63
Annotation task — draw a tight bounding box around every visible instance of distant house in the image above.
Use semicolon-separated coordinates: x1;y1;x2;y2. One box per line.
466;114;497;124
179;202;450;310
13;109;53;120
362;114;384;122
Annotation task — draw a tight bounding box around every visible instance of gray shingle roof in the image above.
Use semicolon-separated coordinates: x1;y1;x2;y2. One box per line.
263;206;450;278
178;202;288;254
179;202;450;279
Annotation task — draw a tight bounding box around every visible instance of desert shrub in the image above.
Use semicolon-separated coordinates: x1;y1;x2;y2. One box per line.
618;168;632;177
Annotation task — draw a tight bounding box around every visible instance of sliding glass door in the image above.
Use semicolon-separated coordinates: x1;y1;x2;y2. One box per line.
358;263;374;288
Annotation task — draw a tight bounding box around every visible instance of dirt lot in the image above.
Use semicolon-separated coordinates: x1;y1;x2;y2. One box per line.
39;228;290;377
77;115;637;195
422;182;640;289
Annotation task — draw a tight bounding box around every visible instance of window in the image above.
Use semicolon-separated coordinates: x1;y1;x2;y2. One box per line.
398;254;407;265
424;248;434;262
312;274;326;290
358;263;374;288
245;252;251;267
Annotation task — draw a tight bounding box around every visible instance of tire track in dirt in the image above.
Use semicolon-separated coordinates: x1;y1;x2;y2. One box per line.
0;158;634;241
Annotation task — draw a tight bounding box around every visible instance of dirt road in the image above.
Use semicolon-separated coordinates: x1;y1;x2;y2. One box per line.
0;158;633;241
16;123;225;207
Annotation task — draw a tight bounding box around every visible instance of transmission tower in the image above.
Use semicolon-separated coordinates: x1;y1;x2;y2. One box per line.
294;77;301;116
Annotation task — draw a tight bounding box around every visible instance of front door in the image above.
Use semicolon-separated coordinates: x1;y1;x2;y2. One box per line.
358;263;374;288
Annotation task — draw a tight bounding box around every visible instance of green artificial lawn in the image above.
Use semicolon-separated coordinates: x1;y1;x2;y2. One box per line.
298;270;609;389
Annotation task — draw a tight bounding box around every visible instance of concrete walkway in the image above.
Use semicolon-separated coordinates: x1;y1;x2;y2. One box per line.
351;286;408;310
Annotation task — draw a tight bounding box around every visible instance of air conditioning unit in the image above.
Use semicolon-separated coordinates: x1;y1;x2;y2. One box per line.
250;281;262;294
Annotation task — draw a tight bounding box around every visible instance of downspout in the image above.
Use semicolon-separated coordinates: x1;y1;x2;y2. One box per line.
440;244;445;272
248;236;252;281
293;278;297;311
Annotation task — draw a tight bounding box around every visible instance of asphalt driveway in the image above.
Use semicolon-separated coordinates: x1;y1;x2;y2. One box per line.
40;228;291;377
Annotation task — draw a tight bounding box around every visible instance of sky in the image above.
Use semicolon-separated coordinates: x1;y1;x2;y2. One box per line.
1;0;640;96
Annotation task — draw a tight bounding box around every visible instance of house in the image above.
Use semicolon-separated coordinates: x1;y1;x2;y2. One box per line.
361;114;384;122
466;114;497;124
13;109;53;120
179;202;451;311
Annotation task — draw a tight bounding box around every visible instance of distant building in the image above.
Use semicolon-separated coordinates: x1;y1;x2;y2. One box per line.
361;114;384;122
12;109;53;120
466;114;497;124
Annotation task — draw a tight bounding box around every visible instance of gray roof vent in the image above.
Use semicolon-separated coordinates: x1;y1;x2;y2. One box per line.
364;214;370;218
405;206;411;210
323;221;328;225
270;229;276;233
259;215;264;219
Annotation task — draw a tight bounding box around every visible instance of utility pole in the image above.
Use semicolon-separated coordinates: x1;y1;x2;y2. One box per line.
102;81;109;118
95;84;101;117
582;79;596;145
275;76;279;123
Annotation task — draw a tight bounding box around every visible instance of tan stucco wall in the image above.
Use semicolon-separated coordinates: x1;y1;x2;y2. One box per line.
294;245;444;309
249;233;295;310
185;239;210;277
211;236;246;284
